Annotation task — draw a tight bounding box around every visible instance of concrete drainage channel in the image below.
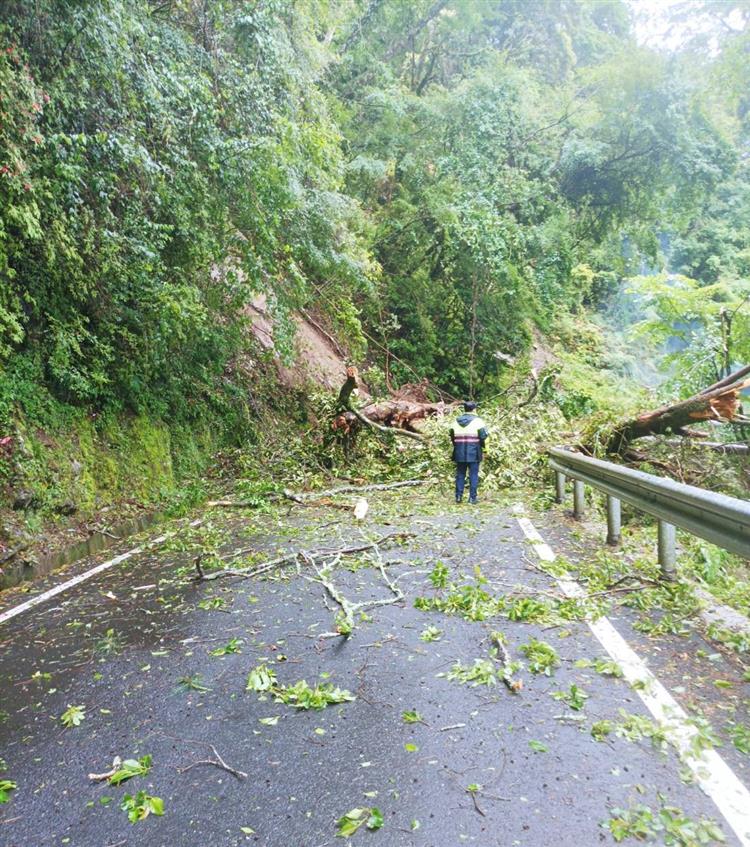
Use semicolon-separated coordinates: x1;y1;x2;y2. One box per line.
692;583;750;638
0;510;163;591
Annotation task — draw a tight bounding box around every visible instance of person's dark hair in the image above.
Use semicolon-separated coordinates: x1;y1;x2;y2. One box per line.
463;401;477;412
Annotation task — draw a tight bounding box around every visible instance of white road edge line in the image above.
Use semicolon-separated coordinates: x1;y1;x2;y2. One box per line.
514;504;750;847
0;519;202;626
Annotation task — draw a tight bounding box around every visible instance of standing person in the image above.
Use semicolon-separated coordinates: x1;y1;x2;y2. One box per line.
450;401;488;504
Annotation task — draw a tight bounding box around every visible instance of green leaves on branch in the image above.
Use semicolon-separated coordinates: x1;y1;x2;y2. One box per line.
246;664;355;711
336;806;383;837
121;791;164;824
551;684;589;711
520;638;559;676
605;800;725;845
274;680;355;711
109;756;152;787
60;704;86;729
0;779;17;804
246;664;278;693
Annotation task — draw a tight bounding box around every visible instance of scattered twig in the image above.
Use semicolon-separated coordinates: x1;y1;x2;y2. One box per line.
481;791;512;802
176;744;247;780
584;583;652;599
467;788;486;817
522;554;554;577
306;545;406;637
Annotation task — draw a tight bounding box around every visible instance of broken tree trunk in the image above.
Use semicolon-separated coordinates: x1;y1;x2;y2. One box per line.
332;370;456;441
337;365;360;409
607;364;750;454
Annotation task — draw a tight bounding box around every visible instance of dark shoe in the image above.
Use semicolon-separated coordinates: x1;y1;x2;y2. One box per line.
469;497;478;504
455;497;463;504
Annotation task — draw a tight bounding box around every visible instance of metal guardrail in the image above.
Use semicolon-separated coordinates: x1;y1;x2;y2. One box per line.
548;446;750;577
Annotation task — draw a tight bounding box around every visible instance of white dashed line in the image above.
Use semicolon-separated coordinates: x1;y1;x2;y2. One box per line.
514;505;750;847
0;519;201;626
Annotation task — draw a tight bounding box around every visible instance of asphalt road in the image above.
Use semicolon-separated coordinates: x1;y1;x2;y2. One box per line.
1;490;748;847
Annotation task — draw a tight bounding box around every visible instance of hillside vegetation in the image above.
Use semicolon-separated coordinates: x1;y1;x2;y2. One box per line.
1;0;749;537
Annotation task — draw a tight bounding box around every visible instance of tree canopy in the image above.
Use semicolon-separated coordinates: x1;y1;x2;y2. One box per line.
0;0;748;424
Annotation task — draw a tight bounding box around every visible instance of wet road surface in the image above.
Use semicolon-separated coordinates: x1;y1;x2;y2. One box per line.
1;490;749;846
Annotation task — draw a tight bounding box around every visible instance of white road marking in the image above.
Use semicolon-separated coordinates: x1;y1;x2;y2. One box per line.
0;520;201;626
514;505;750;847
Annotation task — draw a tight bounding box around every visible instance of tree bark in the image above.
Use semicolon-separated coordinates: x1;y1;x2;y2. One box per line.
607;365;750;454
332;371;457;441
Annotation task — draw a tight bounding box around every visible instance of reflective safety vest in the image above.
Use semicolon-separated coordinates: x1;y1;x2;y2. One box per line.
450;414;488;463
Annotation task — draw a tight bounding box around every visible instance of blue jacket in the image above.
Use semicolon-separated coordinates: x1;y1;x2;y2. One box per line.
450;413;488;463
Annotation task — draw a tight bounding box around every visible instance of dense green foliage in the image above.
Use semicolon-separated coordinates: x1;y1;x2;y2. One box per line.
1;0;749;521
0;0;372;428
2;0;747;415
334;1;737;394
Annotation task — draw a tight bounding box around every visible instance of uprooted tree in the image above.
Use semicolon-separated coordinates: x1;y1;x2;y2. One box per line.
332;367;457;444
607;364;750;454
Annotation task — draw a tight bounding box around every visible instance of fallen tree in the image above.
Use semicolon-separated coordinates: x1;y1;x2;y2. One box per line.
332;367;456;441
607;364;750;454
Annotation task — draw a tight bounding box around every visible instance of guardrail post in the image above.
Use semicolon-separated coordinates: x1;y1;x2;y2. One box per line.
548;446;750;561
658;520;676;579
555;471;566;504
606;495;621;545
573;479;585;519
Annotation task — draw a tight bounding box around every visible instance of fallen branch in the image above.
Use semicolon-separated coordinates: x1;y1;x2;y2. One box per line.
307;544;405;637
208;478;426;508
193;554;205;580
301;308;348;359
331;369;454;442
489;631;523;693
283;479;425;501
643;437;749;455
0;542;30;565
699;363;750;395
514;367;539;410
195;532;413;582
176;744;247;780
207;498;278;507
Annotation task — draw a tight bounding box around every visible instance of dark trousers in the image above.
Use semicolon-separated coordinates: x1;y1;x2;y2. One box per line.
455;462;479;501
